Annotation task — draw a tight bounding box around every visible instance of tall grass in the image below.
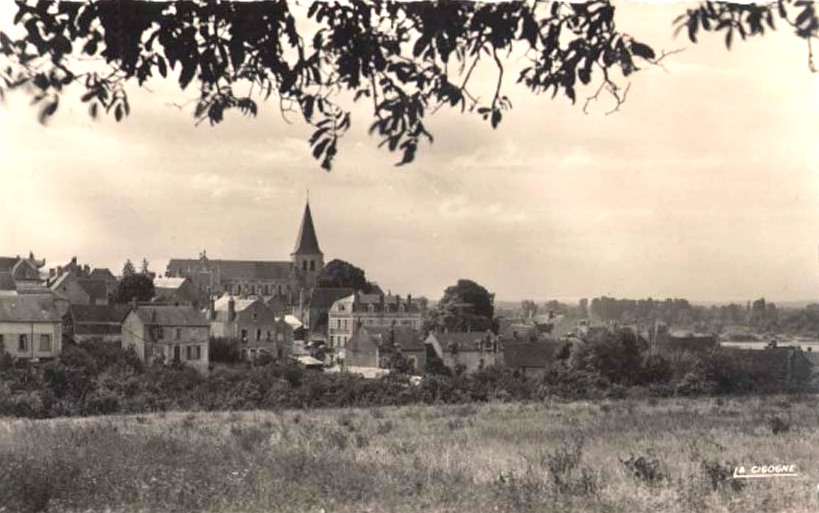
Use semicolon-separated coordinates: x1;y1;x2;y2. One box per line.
1;396;818;512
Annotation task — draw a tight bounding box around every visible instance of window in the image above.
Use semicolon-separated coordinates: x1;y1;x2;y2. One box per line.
240;329;248;343
39;334;52;352
251;285;255;295
240;348;247;360
0;334;4;352
235;284;241;294
186;345;201;360
266;331;272;341
256;329;262;341
310;260;315;271
250;349;257;359
368;304;374;313
302;261;308;271
252;312;258;322
18;334;27;352
264;285;269;295
175;328;181;340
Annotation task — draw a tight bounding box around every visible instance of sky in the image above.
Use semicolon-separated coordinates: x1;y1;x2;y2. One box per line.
2;1;819;304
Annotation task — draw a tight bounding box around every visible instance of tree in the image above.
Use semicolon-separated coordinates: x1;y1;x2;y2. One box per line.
140;258;150;275
0;0;671;171
113;273;155;304
121;259;136;277
425;279;494;333
316;259;374;292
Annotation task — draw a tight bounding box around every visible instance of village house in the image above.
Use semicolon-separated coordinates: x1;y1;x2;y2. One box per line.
63;304;130;345
165;201;325;306
0;252;46;291
208;296;293;362
121;305;210;373
502;340;557;377
345;325;427;373
425;331;499;373
153;276;206;307
49;271;110;305
652;324;717;353
327;292;423;351
0;294;62;361
299;287;355;336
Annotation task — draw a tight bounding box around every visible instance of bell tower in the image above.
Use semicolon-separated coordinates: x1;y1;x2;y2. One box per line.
291;199;324;289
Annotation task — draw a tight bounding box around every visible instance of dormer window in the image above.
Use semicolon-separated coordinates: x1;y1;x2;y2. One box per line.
399;304;405;313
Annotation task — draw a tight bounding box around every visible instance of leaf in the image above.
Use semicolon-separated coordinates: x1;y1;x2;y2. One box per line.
38;98;58;124
179;60;196;90
687;15;698;43
630;41;655;60
114;103;123;122
312;136;330;160
157;57;167;78
490;108;501;128
89;101;98;119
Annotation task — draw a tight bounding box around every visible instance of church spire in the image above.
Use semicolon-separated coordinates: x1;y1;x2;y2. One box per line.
292;200;322;256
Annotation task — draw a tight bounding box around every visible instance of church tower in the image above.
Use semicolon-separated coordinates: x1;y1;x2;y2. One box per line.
292;200;324;289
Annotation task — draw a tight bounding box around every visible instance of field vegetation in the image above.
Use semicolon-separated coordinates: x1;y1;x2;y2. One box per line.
2;396;819;512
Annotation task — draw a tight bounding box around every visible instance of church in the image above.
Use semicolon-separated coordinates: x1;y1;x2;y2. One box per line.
165;201;325;307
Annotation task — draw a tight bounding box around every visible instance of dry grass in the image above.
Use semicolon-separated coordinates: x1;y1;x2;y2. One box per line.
2;396;819;512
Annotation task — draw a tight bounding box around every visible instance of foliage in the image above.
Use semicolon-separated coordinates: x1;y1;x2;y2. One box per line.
112;272;155;303
425;279;495;333
316;258;374;292
209;336;240;363
0;0;668;170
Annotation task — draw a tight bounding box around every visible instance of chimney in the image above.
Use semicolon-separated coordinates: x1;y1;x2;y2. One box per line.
71;256;77;265
407;294;412;306
228;296;236;322
209;296;216;321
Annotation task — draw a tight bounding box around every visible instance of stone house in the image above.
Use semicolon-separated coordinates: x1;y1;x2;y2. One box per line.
345;325;426;373
48;271;110;305
207;296;293;362
327;292;423;352
63;304;130;345
153;276;206;308
0;294;62;361
121;305;210;373
425;331;499;373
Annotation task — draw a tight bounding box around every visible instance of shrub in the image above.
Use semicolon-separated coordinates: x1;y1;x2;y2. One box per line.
620;450;666;484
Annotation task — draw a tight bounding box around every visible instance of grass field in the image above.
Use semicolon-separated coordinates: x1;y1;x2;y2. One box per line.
2;396;819;512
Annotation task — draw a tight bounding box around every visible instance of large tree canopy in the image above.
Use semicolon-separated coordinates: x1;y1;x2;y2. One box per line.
316;258;375;292
425;279;495;333
1;1;816;170
0;0;665;170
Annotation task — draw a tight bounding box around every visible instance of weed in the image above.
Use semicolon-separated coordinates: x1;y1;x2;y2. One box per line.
620;450;665;484
768;415;790;435
701;459;744;492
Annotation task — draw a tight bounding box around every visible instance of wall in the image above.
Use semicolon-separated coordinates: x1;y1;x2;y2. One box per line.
0;321;62;360
120;313;145;361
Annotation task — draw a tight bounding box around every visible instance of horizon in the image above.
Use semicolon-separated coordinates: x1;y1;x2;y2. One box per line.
2;2;819;303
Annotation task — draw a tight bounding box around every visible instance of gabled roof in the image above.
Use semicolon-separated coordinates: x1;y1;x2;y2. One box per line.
365;326;425;352
154;277;187;290
213;295;257;313
131;306;209;327
0;295;62;322
428;331;494;352
167;259;294;280
76;279;109;302
89;268;117;282
292;202;322;255
69;304;130;324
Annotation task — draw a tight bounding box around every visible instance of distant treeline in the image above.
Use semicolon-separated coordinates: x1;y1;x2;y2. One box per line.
521;296;819;336
0;332;814;419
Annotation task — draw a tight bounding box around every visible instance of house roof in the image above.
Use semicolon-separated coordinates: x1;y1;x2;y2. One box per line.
0;272;15;291
292;202;322;255
77;279;109;301
429;331;494;352
0;295;62;322
0;257;18;272
309;287;355;310
167;259;294;280
89;268;117;282
154;277;187;290
131;306;209;327
364;326;425;351
69;304;130;324
503;342;556;368
213;296;257;313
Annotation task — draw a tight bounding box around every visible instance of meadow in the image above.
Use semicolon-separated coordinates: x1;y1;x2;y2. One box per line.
2;395;819;513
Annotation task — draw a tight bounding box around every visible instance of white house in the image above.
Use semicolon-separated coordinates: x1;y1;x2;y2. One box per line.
0;295;62;361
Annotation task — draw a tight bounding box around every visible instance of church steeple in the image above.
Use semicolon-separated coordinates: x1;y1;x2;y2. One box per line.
292;201;322;256
292;200;324;289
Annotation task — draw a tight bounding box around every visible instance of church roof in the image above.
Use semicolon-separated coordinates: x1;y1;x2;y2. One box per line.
167;259;293;280
292;202;322;256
